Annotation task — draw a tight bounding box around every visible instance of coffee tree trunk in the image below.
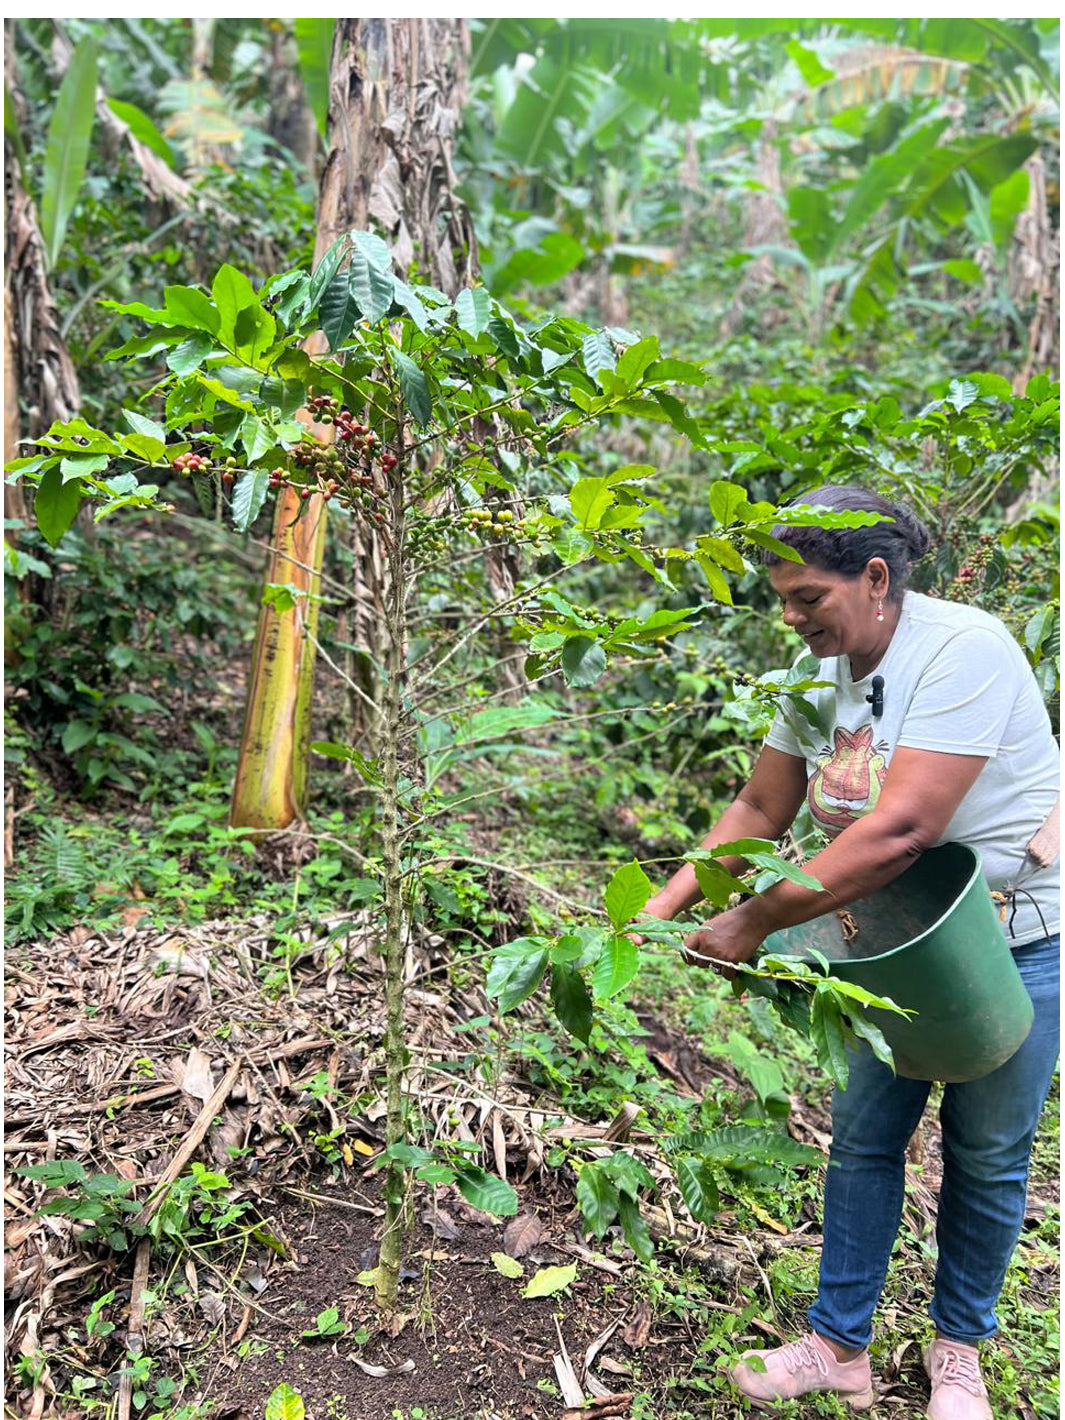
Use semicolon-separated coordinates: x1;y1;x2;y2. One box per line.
231;17;474;831
373;431;411;1312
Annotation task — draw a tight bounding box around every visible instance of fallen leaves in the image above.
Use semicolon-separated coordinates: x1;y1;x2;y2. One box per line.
265;1384;304;1420
491;1251;523;1279
563;1393;634;1419
502;1210;542;1257
620;1301;651;1349
555;1315;634;1420
177;1047;216;1107
197;1291;226;1326
421;1204;461;1241
522;1262;577;1299
552;1314;585;1408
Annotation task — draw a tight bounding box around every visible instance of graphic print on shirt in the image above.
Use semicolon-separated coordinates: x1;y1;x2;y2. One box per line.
808;723;890;835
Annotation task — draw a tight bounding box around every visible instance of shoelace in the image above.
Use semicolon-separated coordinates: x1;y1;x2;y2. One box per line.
781;1336;830;1378
935;1346;985;1397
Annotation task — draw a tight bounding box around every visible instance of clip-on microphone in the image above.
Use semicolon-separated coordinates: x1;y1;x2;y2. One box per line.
866;675;885;719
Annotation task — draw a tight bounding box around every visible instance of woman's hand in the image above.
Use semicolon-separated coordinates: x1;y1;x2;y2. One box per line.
682;902;767;979
626;893;673;947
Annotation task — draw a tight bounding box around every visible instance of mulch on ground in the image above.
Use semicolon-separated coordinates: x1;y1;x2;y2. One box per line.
2;917;762;1420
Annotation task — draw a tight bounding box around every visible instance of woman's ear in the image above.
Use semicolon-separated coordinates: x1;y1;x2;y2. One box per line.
866;557;890;599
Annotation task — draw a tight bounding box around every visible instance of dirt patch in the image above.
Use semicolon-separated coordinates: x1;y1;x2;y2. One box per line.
206;1173;692;1420
635;1009;738;1099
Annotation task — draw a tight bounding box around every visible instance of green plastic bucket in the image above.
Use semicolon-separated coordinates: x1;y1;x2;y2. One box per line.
763;843;1034;1083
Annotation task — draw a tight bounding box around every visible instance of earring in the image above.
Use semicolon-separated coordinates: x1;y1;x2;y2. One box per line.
876;599;884;622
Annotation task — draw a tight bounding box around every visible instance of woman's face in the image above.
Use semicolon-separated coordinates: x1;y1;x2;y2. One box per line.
769;558;889;659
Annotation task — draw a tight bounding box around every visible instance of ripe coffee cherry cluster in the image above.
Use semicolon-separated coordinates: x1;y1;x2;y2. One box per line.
308;393;383;458
291;442;340;472
947;534;996;599
267;440;388;525
171;450;212;476
308;393;336;420
270;462;334;503
272;443;342;502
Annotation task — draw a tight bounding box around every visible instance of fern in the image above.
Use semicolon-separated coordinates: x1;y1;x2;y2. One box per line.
5;826;94;942
670;1124;823;1169
39;824;87;885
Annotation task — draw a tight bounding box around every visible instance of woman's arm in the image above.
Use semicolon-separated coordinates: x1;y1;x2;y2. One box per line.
642;746;809;920
683;746;988;970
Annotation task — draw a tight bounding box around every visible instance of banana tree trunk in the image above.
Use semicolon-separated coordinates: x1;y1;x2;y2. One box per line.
4;39;81;441
5;35;80;629
231;18;473;832
4;290;26;519
230;483;327;829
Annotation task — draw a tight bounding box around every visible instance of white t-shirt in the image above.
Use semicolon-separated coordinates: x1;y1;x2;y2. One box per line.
765;591;1060;946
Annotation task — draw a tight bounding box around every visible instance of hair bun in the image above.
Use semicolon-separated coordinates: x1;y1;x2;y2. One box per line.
893;505;932;562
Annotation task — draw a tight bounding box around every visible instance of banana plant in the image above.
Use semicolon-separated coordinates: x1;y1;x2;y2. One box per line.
292;18;335;139
468;18;1056;327
38;35;98;270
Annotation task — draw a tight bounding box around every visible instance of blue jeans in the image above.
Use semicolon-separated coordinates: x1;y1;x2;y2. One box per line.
808;934;1060;1350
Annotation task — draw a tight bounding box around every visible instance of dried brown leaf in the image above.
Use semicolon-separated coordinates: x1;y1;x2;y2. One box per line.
197;1291;225;1325
552;1317;584;1409
502;1211;542;1258
491;1109;507;1179
620;1301;651;1350
208;1107;247;1167
420;1206;460;1241
180;1048;216;1104
583;1317;621;1387
562;1394;634;1420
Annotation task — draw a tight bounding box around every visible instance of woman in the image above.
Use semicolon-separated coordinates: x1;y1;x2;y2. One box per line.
637;487;1060;1418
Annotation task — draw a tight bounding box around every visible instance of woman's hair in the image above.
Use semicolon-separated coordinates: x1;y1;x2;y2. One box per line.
764;485;932;602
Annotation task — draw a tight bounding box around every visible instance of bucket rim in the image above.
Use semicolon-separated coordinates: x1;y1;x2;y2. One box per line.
806;842;989;967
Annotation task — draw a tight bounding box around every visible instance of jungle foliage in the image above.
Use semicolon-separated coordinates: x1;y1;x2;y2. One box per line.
3;16;1060;1419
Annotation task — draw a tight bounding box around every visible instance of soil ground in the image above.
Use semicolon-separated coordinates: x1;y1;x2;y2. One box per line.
210;1174;653;1420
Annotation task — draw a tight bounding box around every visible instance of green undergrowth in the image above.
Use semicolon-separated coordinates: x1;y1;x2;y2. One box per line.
615;952;1061;1419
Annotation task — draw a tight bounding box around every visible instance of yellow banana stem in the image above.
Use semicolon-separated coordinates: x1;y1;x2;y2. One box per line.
230;486;327;830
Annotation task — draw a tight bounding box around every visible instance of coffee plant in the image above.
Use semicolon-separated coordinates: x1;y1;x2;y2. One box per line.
487;852;911;1252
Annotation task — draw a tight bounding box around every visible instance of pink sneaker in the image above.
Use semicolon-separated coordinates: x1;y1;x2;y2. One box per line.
924;1339;992;1419
730;1330;875;1409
